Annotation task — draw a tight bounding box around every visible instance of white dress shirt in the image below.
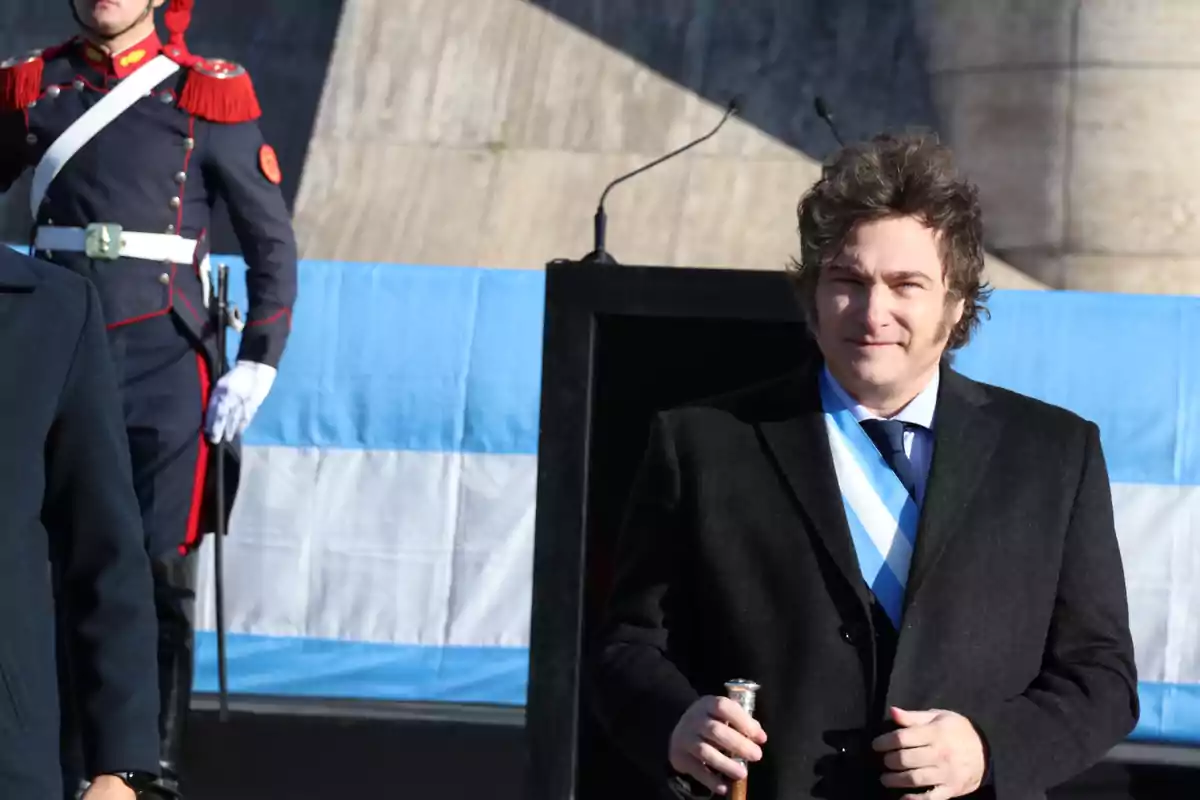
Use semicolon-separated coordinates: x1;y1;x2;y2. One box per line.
821;366;940;503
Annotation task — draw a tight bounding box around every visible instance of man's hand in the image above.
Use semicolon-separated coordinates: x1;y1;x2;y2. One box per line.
80;775;136;800
871;707;986;800
668;695;768;796
205;359;277;443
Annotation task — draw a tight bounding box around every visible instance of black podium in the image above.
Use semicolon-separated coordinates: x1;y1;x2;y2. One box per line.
525;260;816;800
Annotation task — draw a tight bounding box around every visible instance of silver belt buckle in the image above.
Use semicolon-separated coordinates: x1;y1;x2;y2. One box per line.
84;222;123;260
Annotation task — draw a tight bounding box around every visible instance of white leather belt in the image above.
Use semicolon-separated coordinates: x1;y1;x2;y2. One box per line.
35;224;198;264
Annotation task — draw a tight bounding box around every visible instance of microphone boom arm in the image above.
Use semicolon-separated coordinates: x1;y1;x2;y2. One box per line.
598;101;739;209
584;99;740;263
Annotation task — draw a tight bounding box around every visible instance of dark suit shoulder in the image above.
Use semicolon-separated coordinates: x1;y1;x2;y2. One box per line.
0;247;89;303
662;367;812;430
0;250;92;355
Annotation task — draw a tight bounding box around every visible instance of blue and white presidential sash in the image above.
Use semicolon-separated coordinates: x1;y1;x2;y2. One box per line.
819;374;920;627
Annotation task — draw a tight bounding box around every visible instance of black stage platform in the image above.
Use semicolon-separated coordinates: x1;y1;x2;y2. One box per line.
180;697;1198;800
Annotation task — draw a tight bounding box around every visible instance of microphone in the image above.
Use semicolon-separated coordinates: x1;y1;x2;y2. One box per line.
582;97;741;264
813;96;845;147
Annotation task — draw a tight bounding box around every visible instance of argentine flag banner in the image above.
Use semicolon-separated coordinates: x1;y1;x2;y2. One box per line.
190;258;1200;747
820;372;920;628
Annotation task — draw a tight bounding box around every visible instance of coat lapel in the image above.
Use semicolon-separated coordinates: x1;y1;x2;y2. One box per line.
757;368;873;613
902;364;1002;611
755;362;1003;624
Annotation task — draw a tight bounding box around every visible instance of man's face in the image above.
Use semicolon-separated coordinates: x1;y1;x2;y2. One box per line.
813;215;964;404
73;0;161;37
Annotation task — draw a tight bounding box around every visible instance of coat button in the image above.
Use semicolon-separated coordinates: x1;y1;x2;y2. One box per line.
184;137;195;151
166;224;176;234
159;91;174;103
45;85;61;99
169;196;181;210
175;171;187;184
73;79;85;91
158;272;171;285
25;132;37;145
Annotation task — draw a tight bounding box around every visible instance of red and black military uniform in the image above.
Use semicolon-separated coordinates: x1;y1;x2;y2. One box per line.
0;1;296;794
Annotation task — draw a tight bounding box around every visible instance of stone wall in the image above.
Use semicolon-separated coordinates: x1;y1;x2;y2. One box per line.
5;1;1197;294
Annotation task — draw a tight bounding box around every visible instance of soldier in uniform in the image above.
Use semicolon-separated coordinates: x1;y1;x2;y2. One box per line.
0;1;297;797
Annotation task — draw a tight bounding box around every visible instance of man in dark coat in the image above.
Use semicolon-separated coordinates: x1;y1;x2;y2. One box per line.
0;246;161;799
590;133;1139;800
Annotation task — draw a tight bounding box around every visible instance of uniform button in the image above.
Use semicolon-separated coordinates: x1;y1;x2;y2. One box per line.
158;273;171;285
25;132;37;145
166;224;176;234
169;196;181;210
184;137;195;151
45;85;60;99
159;91;174;103
174;171;187;184
73;79;85;91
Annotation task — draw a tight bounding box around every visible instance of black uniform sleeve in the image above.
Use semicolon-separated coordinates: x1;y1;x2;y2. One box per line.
203;119;297;368
0;109;30;193
42;278;160;777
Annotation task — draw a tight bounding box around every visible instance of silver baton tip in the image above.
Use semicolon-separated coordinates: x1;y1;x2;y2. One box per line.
724;679;760;717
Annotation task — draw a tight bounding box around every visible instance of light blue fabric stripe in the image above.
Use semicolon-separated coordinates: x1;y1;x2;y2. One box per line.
1129;682;1200;744
953;289;1200;486
6;246;1200;480
193;632;528;705
219;258;546;455
193;631;1200;744
820;375;919;626
820;375;918;533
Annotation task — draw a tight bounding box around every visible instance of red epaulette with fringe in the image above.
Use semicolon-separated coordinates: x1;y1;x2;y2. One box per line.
0;41;72;111
166;47;262;124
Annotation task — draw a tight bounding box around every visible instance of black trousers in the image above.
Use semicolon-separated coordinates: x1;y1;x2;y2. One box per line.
58;311;209;796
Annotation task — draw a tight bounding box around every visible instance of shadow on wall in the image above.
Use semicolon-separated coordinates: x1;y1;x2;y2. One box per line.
527;0;1066;287
0;0;345;255
526;0;942;163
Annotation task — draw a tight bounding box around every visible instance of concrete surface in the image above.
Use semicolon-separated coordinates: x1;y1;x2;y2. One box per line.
915;0;1200;294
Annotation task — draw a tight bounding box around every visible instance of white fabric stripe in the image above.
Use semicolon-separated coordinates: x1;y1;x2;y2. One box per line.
824;416;914;586
1112;483;1200;684
195;444;1200;691
194;447;537;648
30;55;181;216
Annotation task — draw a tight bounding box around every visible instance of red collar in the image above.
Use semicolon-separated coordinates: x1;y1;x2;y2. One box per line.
79;31;163;79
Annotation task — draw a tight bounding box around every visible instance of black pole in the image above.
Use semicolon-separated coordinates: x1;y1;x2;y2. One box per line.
213;263;230;722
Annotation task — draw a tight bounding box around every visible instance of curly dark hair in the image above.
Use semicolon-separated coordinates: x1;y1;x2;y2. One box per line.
787;131;991;351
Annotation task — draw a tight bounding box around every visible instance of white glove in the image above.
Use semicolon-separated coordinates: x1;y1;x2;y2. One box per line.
205;360;277;444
